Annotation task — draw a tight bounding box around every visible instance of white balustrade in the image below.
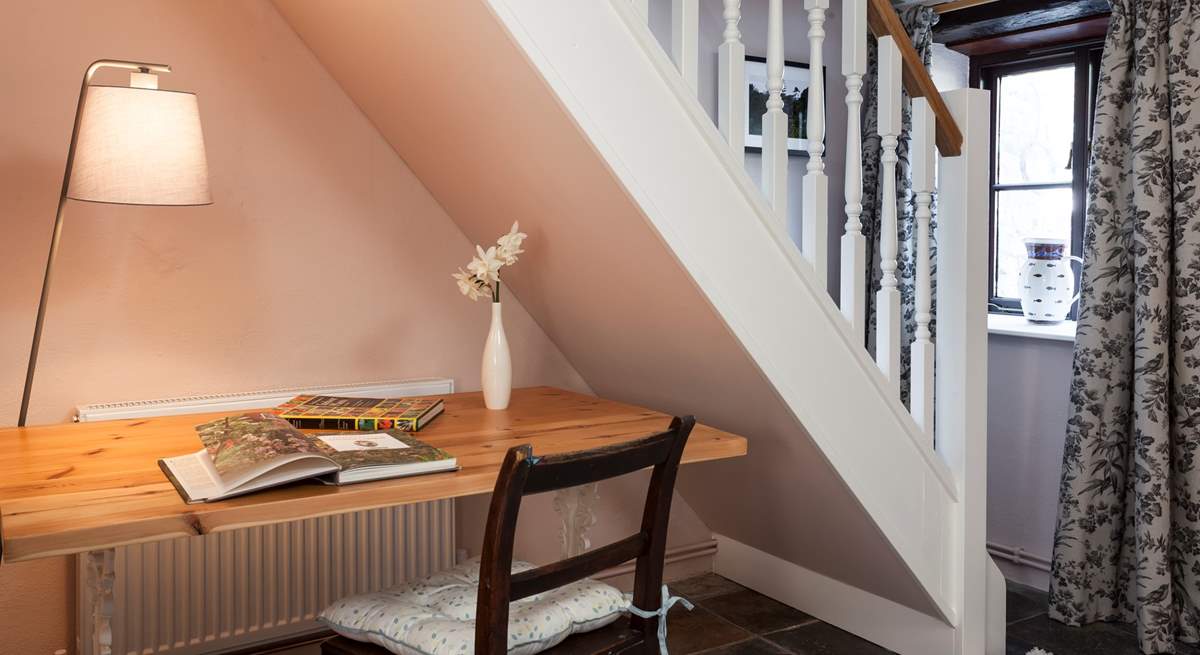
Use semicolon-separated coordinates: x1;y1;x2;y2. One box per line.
672;0;699;93
718;0;745;161
632;0;972;447
762;0;788;219
875;36;902;397
840;0;867;335
801;0;830;285
910;97;936;445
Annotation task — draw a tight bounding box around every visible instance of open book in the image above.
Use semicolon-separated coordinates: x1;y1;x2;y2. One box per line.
159;412;458;503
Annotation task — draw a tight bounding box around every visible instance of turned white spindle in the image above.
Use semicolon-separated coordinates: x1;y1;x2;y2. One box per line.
875;36;903;397
801;0;830;284
762;0;787;219
672;0;699;93
910;97;937;444
840;0;867;334
718;0;745;161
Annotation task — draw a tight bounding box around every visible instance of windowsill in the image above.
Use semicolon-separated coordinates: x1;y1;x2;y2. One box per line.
988;313;1076;342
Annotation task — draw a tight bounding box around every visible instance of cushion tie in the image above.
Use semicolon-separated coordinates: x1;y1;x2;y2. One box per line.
627;585;694;655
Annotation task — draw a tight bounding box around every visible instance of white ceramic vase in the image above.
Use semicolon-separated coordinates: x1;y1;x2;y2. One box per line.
1019;238;1082;324
481;302;512;410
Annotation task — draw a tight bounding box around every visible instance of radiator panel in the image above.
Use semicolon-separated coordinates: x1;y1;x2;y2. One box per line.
82;502;455;655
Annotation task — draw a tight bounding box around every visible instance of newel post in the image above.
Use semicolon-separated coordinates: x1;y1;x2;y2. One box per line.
935;88;991;655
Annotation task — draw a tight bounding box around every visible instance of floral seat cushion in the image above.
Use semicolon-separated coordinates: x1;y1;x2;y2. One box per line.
320;558;629;655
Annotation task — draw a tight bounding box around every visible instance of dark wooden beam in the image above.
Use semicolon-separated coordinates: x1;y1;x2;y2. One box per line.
934;0;1111;46
867;0;963;156
950;14;1110;57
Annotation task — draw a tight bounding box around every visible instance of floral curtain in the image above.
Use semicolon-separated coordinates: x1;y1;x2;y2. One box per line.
860;5;939;406
1050;1;1200;652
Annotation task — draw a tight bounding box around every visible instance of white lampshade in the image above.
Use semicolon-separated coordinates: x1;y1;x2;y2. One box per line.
67;85;211;206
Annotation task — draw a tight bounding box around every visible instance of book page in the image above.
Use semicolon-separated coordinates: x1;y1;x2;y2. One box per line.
194;412;326;482
314;429;455;473
316;432;410;452
161;451;225;501
224;455;338;497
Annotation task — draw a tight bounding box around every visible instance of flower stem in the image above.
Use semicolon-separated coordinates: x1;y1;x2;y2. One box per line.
493;278;501;303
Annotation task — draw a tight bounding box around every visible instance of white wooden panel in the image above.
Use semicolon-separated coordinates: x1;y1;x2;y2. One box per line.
937;88;992;655
841;0;867;76
631;0;649;21
717;0;745;160
671;0;699;93
877;36;903;137
802;174;828;283
715;535;958;654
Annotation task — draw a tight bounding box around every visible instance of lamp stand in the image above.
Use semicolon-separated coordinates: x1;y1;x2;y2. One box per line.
17;59;170;427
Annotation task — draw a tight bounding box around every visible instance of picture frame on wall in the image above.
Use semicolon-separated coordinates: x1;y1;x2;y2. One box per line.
744;56;824;154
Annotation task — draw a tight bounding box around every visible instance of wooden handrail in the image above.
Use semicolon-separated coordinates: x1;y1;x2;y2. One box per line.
867;0;963;156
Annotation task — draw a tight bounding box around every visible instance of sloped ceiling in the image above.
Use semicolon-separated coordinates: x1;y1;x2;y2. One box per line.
272;0;938;616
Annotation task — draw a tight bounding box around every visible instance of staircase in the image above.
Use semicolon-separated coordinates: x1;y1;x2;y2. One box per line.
273;0;1002;652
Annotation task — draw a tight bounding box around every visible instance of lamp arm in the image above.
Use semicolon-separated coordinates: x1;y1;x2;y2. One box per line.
17;59;171;427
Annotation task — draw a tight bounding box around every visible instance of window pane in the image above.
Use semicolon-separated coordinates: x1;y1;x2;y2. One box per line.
997;65;1075;185
994;188;1074;298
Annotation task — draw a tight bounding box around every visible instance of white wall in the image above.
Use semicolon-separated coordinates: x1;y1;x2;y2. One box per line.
649;0;847;295
930;42;969;92
987;334;1074;589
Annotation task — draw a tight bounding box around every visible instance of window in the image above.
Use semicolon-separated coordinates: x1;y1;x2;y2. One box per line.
972;42;1103;317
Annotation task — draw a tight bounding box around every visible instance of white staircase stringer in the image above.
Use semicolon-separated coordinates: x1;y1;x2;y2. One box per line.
486;0;960;624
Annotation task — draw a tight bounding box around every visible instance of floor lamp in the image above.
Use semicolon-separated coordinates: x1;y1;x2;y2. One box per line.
17;59;211;427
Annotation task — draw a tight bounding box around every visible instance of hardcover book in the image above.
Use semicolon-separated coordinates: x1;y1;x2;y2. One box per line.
159;412;457;503
273;394;444;432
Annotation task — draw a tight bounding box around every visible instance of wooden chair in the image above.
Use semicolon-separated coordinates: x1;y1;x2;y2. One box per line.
322;415;695;655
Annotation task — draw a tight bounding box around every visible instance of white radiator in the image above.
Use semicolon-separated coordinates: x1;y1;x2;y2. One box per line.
75;379;459;655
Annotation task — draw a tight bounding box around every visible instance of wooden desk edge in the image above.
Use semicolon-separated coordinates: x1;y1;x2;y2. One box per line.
0;434;747;564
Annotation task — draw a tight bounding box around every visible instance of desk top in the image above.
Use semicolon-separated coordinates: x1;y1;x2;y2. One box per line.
0;387;746;564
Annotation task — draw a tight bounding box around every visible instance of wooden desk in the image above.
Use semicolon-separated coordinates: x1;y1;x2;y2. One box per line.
0;387;746;565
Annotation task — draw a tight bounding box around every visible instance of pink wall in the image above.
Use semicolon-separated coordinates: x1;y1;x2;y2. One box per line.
0;1;589;652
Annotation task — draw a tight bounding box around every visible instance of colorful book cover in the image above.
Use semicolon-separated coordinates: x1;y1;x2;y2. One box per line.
273;395;444;432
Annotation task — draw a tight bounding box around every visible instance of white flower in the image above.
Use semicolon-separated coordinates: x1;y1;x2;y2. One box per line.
452;268;486;301
496;221;527;265
468;245;502;283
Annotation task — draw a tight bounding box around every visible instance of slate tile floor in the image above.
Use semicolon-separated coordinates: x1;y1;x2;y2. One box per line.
665;573;1194;655
276;574;1193;654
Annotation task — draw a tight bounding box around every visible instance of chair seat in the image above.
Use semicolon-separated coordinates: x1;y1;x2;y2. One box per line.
320;559;629;655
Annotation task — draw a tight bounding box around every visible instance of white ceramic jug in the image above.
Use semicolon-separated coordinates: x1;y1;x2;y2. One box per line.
1020;238;1082;324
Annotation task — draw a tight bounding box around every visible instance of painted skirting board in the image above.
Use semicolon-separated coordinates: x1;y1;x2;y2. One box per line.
713;534;956;655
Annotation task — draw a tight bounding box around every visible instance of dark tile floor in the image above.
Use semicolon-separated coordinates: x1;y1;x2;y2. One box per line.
279;574;1195;655
666;573;1193;655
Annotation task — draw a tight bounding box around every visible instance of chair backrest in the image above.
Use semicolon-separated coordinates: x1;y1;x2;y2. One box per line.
474;415;696;655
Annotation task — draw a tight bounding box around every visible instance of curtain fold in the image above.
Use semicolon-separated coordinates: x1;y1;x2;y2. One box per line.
860;5;939;406
1050;1;1200;652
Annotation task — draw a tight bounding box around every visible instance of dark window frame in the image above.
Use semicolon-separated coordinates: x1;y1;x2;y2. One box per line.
970;40;1104;318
